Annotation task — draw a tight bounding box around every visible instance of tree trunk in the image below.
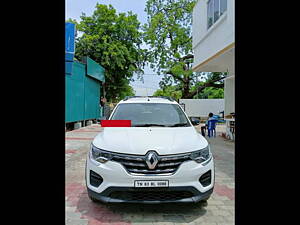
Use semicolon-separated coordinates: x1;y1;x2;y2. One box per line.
181;78;191;99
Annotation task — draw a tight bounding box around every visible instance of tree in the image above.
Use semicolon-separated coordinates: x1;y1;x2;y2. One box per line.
110;82;135;102
153;74;224;100
69;4;146;101
153;85;182;101
192;86;224;99
143;0;226;98
189;72;225;98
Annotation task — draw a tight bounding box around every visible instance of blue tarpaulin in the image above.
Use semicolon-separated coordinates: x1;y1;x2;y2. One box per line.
65;22;75;62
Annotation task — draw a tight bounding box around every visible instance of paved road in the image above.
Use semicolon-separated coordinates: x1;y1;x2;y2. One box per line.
66;124;235;225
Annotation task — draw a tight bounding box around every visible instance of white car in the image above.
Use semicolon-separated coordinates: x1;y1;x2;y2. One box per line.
86;96;214;203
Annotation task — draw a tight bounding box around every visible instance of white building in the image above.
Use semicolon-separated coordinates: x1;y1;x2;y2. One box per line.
179;99;224;118
192;0;234;139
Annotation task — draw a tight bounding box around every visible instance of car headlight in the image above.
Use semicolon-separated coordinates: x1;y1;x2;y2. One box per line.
90;144;113;163
190;145;211;163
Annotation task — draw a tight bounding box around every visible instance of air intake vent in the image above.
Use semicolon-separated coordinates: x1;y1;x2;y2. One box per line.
199;170;211;187
109;190;194;201
90;170;103;187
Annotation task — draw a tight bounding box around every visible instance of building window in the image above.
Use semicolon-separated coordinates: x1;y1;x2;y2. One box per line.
220;0;227;16
207;0;213;29
213;0;220;23
207;0;227;29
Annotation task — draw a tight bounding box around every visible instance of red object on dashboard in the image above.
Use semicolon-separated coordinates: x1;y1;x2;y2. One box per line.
100;120;131;127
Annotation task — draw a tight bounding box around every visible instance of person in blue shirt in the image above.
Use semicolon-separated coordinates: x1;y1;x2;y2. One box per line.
201;112;214;136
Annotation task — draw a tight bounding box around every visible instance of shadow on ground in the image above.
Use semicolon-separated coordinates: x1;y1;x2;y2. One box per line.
76;191;208;224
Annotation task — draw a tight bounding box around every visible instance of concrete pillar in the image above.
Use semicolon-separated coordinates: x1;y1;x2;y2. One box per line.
74;121;82;129
224;75;235;117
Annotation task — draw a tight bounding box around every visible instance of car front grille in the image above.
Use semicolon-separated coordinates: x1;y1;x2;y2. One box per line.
111;152;192;175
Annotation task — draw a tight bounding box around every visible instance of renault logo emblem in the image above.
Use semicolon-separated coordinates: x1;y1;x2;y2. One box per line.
145;151;158;169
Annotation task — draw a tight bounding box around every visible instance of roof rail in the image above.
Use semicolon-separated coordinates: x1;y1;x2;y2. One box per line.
149;96;175;102
123;96;144;101
123;96;175;102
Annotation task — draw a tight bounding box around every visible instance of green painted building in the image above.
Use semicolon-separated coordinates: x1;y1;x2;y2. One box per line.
65;57;105;123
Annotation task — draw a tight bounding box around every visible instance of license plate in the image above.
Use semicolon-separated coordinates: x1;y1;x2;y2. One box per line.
134;180;169;188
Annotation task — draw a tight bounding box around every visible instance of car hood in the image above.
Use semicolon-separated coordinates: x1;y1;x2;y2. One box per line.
92;127;208;155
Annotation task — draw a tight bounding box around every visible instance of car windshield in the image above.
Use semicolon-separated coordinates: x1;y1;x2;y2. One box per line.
110;103;191;127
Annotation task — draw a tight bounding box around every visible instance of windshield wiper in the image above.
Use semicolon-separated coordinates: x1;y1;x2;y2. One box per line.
133;124;167;127
168;123;189;127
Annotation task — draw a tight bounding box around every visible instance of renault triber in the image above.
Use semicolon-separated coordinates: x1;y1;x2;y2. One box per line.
86;96;214;203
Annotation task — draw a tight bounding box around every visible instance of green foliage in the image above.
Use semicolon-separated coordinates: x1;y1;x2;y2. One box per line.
143;0;195;74
143;0;196;94
154;83;223;100
143;0;225;98
112;82;135;102
153;86;182;101
193;87;224;99
190;73;225;99
66;18;77;24
71;4;146;101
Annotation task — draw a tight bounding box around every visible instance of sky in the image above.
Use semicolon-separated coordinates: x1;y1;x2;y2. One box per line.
66;0;162;95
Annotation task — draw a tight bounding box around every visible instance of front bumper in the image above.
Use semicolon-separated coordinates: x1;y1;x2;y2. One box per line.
87;186;213;203
86;155;214;203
